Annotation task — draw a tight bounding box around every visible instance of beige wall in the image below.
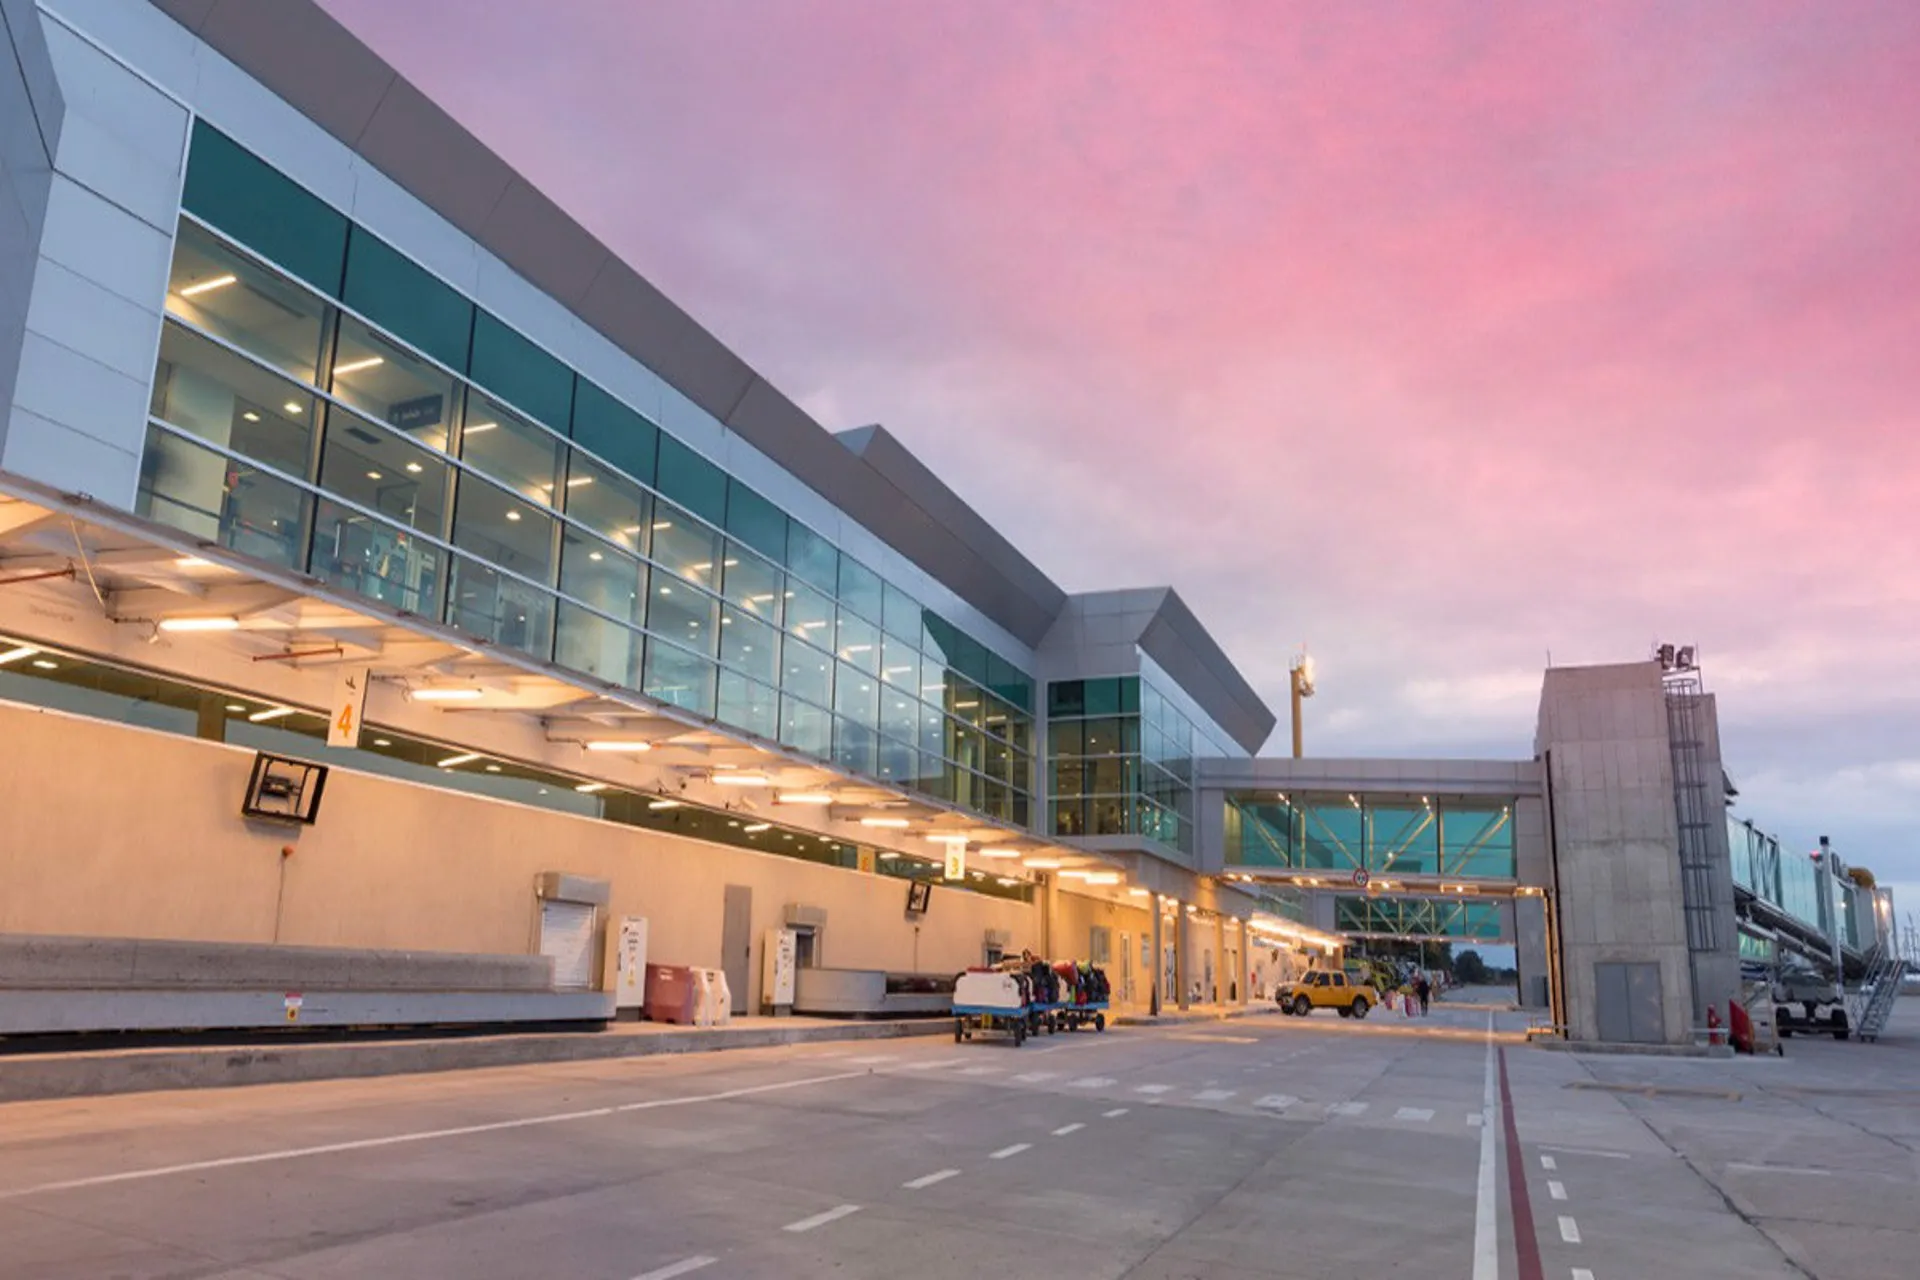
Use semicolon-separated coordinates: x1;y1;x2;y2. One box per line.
1051;889;1154;1008
0;702;1034;1006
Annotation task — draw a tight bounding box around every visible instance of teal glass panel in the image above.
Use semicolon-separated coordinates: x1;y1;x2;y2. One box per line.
876;735;916;787
836;609;880;674
784;581;833;645
951;632;989;685
882;582;919;642
1083;677;1122;717
341;228;472;370
780;638;833;708
832;714;878;775
880;673;918;741
646;575;719;659
1369;802;1439;874
986;653;1024;706
655;435;727;527
1048;680;1085;718
182;123;347;294
1118;676;1140;715
780;695;831;757
1440;803;1516;878
717;671;778;739
644;641;716;716
837;556;883;622
786;521;838;592
1299;798;1364;870
446;553;554;659
310;497;443;615
554;601;643;687
570;379;658;486
719;605;778;685
948;679;985;728
723;482;786;560
470;311;572;429
721;541;783;626
137;425;310;571
922;613;957;666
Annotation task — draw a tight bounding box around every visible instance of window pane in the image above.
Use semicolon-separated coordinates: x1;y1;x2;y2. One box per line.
644;641;716;716
918;699;944;758
833;717;877;776
880;636;919;697
722;542;783;626
182;123;347;294
1049;720;1084;757
166;222;329;383
836;609;879;674
920;654;951;708
151;322;315;477
446;553;554;658
880;676;918;741
470;310;572;429
785;521;837;592
717;670;778;739
784;581;833;646
780;696;831;758
555;601;642;687
834;660;878;729
877;735;916;787
719;606;778;684
656;435;727;525
724;481;786;559
570;378;657;486
780;638;833;708
882;581;919;642
837;556;882;622
560;528;646;626
649;500;721;590
1084;677;1122;717
1441;804;1516;878
330;315;456;452
341;227;473;370
923;613;957;666
461;393;561;504
451;475;554;579
647;576;719;658
137;426;309;570
309;497;441;614
1369;802;1438;875
949;680;985;728
317;409;447;535
562;450;650;554
1048;680;1085;718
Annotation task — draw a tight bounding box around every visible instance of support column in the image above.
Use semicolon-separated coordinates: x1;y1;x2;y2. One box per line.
1177;902;1192;1011
1149;901;1163;1017
1213;913;1227;1004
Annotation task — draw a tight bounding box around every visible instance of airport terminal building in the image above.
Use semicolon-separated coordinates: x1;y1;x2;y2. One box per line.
0;0;1895;1046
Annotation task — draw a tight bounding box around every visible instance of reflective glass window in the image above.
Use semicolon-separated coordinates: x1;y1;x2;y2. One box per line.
166;222;330;383
1048;680;1085;718
1299;798;1365;870
1369;802;1438;875
1441;804;1516;878
646;577;719;658
554;600;642;687
310;496;443;615
570;378;658;486
341;227;473;371
880;676;918;742
559;528;646;626
882;581;919;643
722;543;784;626
461;393;561;504
151;322;316;478
837;557;882;623
877;735;916;786
1080;717;1128;757
717;670;778;739
644;641;716;716
836;609;879;674
649;501;721;590
917;699;945;759
330;315;457;452
719;606;778;685
833;717;878;776
880;636;919;696
834;661;879;729
948;680;985;728
784;581;834;646
182;123;347;294
451;475;554;580
724;479;787;559
656;435;727;526
562;450;651;555
923;614;958;667
780;696;831;757
780;639;833;708
317;411;447;535
137;425;310;570
785;521;837;592
470;311;572;430
1083;677;1123;717
446;553;554;658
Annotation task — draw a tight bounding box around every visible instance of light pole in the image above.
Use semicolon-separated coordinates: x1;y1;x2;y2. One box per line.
1289;650;1316;759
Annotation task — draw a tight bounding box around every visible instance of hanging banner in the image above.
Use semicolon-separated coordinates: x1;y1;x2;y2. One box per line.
944;846;966;881
328;667;370;748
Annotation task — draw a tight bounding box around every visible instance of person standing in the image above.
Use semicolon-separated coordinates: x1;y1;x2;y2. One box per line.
1415;972;1432;1016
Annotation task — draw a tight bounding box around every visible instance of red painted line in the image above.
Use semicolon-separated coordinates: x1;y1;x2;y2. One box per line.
1499;1047;1545;1280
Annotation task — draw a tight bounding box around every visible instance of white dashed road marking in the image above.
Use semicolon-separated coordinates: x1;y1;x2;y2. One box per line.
1069;1077;1117;1089
1540;1155;1558;1171
1548;1180;1567;1201
1052;1123;1084;1136
1103;1108;1129;1118
631;1257;716;1280
1014;1072;1058;1083
1195;1089;1236;1102
785;1205;861;1233
1394;1107;1435;1122
903;1169;960;1190
1572;1270;1595;1280
990;1143;1032;1160
1135;1084;1172;1094
1329;1102;1369;1117
1254;1094;1298;1111
958;1066;1001;1076
1725;1162;1833;1178
1467;1112;1483;1126
848;1055;894;1065
1558;1216;1581;1244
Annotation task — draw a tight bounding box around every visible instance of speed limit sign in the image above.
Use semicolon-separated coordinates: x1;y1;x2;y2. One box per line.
1351;868;1370;889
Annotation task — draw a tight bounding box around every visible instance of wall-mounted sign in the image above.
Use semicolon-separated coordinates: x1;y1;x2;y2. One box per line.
328;667;369;748
944;846;966;881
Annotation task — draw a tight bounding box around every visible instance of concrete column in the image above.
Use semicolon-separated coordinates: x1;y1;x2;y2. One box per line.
1149;902;1162;1017
1213;914;1227;1003
1176;903;1192;1011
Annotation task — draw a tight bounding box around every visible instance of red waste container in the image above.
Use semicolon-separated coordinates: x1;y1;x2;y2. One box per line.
645;963;699;1025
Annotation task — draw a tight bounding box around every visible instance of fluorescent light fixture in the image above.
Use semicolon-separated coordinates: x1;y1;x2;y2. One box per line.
174;556;212;569
574;782;608;793
485;765;502;773
366;471;383;481
505;511;521;522
334;356;385;375
647;798;683;811
30;659;56;670
0;646;41;666
974;848;1019;860
157;616;241;633
1081;872;1121;886
861;816;910;829
742;823;771;833
413;687;484;702
224;703;246;713
242;411;260;422
179;273;237;297
372;738;391;747
566;476;594;488
437;752;482;768
925;833;969;844
464;421;497;434
1129;887;1150;897
248;706;295;722
710;773;770;786
777;793;834;806
879;851;899;861
406;462;423;473
997;877;1019;887
282;401;302;414
586;740;653;752
1022;857;1063;869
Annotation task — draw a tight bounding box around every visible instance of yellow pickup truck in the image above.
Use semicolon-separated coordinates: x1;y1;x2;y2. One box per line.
1276;968;1378;1019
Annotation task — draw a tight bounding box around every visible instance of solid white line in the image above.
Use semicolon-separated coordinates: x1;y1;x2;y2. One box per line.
1539;1144;1631;1160
1558;1215;1582;1244
1052;1123;1084;1136
1195;1089;1236;1102
1013;1072;1057;1083
1135;1084;1172;1094
1394;1107;1435;1122
0;1068;871;1202
1467;1112;1484;1126
1725;1162;1832;1177
632;1257;717;1280
990;1143;1032;1159
1102;1108;1129;1118
1068;1077;1116;1088
1541;1155;1558;1171
785;1204;861;1233
958;1066;1002;1076
902;1169;961;1190
1548;1180;1567;1201
848;1055;894;1065
1472;1011;1499;1280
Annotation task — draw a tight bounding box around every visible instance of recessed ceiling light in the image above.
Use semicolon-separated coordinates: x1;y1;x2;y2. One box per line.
575;782;608;793
742;823;771;833
224;703;246;713
405;462;423;473
505;511;521;522
372;738;391;747
248;706;296;722
282;401;302;414
588;551;603;561
366;471;383;481
465;421;497;434
242;411;260;422
484;764;501;773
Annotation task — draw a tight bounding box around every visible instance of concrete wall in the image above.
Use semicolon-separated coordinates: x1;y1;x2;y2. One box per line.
1050;889;1154;1008
0;700;1032;1007
1537;662;1694;1044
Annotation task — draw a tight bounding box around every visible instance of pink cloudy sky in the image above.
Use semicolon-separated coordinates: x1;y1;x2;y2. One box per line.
319;0;1920;918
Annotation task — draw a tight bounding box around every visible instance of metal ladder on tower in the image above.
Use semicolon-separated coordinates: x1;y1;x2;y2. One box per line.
1849;946;1904;1043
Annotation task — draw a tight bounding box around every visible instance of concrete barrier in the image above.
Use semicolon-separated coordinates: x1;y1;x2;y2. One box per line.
0;933;555;993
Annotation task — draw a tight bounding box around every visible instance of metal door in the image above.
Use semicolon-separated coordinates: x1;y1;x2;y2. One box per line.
1594;961;1664;1044
539;900;596;990
722;884;752;1015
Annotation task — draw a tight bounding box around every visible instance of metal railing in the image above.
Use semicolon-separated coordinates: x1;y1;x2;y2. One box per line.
1849;946;1905;1043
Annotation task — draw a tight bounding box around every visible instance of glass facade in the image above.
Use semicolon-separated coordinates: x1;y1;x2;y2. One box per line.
147;125;1037;830
1224;793;1519;880
1045;674;1224;856
1333;896;1505;940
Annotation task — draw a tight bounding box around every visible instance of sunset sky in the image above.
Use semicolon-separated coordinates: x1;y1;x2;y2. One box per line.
319;1;1920;921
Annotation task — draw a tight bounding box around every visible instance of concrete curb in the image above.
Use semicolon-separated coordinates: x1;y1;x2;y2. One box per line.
1113;1005;1276;1027
0;1018;950;1104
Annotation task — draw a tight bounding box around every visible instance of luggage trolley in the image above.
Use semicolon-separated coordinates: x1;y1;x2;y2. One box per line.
953;971;1032;1046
